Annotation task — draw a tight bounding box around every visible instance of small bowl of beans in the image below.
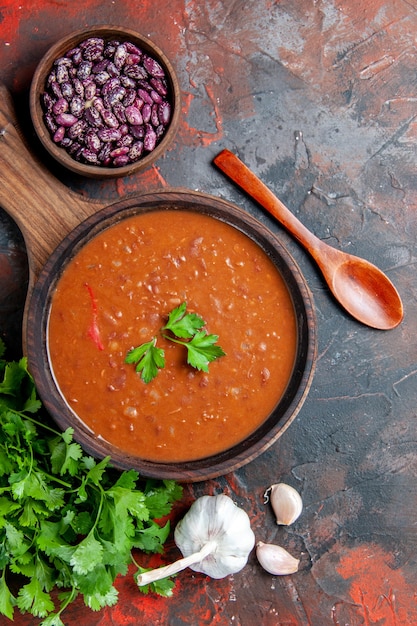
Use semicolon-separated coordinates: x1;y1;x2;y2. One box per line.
30;26;181;178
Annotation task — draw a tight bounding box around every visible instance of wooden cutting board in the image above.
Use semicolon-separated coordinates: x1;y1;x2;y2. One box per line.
0;85;107;296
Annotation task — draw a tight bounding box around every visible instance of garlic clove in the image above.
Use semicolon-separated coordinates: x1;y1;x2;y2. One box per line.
268;482;303;525
256;541;299;575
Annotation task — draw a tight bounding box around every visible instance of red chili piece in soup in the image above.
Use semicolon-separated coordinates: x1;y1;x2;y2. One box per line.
48;210;297;462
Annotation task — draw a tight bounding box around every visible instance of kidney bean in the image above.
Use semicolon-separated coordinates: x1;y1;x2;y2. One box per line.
123;88;136;107
128;141;144;160
95;71;111;86
101;109;119;128
143;55;165;77
73;78;84;97
52;98;68;115
110;145;129;158
92;59;109;74
106;86;126;107
81;38;104;62
112;102;127;123
120;74;136;89
41;34;173;167
141;103;151;123
60;137;73;148
84;106;103;128
150;103;160;127
92;96;105;112
97;127;122;142
67;140;82;155
77;60;92;80
53;126;66;143
61;81;74;100
55;62;71;83
124;64;148;80
104;41;118;57
137;88;153;105
56;112;78;127
70;95;84;117
81;148;100;163
130;125;145;139
155;124;166;140
125;105;143;125
125;53;141;66
50;81;63;99
84;80;96;101
144;125;157;151
114;43;128;69
125;41;142;55
98;142;112;164
86;129;102;152
119;133;133;147
67;119;87;139
150;89;163;104
113;154;130;166
102;76;121;95
150;77;168;96
69;47;82;64
44;113;58;133
107;61;120;77
158;101;171;125
67;46;81;59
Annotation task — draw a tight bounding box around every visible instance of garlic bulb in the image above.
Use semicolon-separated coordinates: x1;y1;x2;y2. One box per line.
256;542;299;575
137;494;255;586
268;483;303;525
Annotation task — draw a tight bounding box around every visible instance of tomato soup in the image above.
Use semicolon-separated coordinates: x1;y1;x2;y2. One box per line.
48;210;297;462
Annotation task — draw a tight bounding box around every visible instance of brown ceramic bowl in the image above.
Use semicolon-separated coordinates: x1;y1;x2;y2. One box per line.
26;190;317;483
29;26;181;178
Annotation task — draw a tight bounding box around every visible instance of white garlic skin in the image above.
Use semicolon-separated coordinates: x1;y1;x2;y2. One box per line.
269;483;303;525
256;542;299;575
174;494;255;579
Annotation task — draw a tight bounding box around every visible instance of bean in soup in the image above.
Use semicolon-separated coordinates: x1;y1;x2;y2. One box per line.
48;210;297;462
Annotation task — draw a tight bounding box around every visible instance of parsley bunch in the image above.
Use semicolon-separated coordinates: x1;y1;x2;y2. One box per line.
0;339;182;624
126;302;226;383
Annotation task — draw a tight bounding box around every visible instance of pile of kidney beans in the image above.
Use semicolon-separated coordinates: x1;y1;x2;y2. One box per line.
41;36;173;168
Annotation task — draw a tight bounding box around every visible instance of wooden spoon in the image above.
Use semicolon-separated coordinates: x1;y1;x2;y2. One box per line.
214;149;404;330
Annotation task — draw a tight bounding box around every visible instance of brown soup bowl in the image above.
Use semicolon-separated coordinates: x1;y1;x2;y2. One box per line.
26;190;317;482
29;26;181;178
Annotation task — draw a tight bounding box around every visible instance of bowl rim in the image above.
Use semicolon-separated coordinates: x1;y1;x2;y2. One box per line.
29;25;181;179
26;189;317;482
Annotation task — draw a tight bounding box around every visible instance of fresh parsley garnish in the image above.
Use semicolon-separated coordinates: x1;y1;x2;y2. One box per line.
165;330;226;372
125;337;165;384
126;302;226;383
0;343;182;623
162;301;205;338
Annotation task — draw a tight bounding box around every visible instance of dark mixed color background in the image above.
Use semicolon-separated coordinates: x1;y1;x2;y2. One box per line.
1;1;416;624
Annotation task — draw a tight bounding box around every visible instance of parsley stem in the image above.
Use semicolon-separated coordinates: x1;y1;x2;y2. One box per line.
162;334;186;346
8;408;61;437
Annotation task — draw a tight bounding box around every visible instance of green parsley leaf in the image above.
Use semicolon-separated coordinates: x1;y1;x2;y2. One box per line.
70;534;104;575
0;348;183;622
162;301;205;338
166;330;226;372
125;337;165;383
127;302;225;382
16;577;55;618
0;575;15;620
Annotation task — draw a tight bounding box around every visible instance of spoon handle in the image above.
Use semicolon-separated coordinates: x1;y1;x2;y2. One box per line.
213;149;328;265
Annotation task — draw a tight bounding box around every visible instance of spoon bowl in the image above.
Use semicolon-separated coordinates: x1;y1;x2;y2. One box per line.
214;149;404;330
330;257;403;330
